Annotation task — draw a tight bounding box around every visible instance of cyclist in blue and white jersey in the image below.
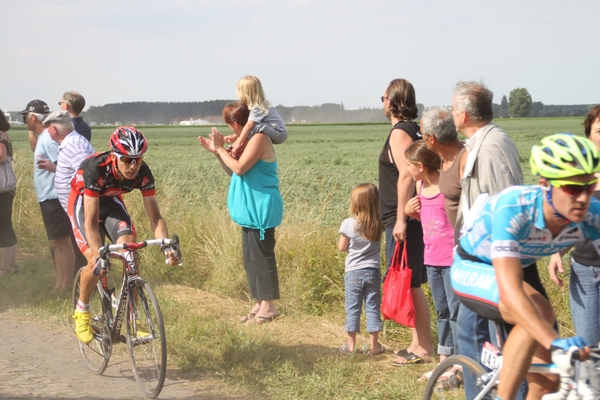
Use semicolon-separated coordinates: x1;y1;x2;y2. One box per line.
451;133;599;400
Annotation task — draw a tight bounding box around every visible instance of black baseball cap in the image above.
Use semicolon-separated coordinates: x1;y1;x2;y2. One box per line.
20;99;50;114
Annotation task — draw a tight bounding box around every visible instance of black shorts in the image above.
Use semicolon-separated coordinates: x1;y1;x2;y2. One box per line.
39;199;73;240
67;192;135;254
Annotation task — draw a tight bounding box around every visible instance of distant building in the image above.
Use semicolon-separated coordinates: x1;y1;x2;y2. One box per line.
180;118;210;126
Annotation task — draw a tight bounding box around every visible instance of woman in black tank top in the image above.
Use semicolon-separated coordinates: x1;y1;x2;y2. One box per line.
378;79;432;366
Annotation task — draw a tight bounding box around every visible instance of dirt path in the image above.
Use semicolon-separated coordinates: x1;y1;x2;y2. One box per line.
0;311;245;400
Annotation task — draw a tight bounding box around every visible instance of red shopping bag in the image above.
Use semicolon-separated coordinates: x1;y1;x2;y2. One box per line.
381;241;416;327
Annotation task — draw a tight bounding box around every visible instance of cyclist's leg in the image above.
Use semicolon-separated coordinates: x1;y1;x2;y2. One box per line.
103;195;136;247
67;191;99;305
497;283;559;399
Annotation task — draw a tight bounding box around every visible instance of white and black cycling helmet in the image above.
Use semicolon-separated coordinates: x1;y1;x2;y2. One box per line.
109;126;148;157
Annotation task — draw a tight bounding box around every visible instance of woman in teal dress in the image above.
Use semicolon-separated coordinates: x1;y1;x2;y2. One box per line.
198;102;283;325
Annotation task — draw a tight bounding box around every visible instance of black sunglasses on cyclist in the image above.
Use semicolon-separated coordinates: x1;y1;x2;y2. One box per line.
117;155;143;165
550;178;598;197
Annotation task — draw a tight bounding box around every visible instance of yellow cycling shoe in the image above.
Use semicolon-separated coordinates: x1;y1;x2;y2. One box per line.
129;321;150;339
73;309;94;344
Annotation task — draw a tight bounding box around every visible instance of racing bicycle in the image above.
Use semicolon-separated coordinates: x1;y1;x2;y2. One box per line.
71;235;182;399
422;321;600;400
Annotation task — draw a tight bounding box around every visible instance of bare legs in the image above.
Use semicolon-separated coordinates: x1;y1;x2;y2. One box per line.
78;235;135;304
50;237;75;291
0;245;17;278
393;287;434;363
497;284;559;400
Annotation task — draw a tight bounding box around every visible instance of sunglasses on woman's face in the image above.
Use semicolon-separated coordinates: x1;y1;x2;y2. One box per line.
550;178;599;197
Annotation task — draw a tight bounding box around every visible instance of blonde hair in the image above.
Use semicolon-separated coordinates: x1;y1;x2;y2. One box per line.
236;75;271;114
349;183;383;242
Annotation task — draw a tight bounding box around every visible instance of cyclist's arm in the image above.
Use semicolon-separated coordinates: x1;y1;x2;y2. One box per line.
143;195;180;265
83;194;103;260
142;195;168;239
494;256;558;349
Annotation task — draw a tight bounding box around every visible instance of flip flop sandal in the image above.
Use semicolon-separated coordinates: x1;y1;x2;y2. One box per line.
434;369;463;390
361;343;386;356
392;352;425;366
393;348;410;357
239;312;256;323
339;343;355;354
246;314;280;325
418;368;435;382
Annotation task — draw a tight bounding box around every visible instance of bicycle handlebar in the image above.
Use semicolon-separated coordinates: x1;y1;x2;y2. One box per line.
93;235;182;276
543;346;600;400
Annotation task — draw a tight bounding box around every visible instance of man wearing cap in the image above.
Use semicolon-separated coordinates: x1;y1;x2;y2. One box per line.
21;100;75;291
58;91;92;142
44;110;94;211
22;99;50;151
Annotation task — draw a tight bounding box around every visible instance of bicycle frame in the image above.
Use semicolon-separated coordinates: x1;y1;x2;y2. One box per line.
97;251;139;342
95;238;181;342
475;345;599;400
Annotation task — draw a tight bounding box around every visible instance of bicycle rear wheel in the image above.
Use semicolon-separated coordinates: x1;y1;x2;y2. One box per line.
72;267;112;374
422;355;497;400
126;279;167;399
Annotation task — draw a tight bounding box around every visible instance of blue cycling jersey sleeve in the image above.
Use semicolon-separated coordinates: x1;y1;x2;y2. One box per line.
460;186;600;267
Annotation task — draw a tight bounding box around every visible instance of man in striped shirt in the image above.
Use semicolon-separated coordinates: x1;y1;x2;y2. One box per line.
44;110;94;211
45;110;94;280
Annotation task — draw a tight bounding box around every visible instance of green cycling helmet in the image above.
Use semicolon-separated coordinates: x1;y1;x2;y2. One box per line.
530;133;600;179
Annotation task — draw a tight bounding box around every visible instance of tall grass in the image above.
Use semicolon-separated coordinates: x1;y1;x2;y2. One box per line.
0;119;584;398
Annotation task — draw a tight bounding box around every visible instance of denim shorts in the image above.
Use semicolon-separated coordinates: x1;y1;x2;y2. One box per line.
345;268;382;333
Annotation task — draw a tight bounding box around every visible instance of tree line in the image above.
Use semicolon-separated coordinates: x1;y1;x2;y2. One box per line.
494;88;593;118
75;94;595;125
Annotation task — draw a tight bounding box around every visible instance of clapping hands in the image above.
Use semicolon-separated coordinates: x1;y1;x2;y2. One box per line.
198;127;226;154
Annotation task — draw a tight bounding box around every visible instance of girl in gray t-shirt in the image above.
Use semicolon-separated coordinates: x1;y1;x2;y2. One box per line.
338;183;385;355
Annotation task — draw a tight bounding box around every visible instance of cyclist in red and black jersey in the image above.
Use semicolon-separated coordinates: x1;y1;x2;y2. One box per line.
70;127;179;344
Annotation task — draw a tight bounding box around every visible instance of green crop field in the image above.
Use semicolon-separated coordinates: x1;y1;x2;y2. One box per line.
2;117;587;399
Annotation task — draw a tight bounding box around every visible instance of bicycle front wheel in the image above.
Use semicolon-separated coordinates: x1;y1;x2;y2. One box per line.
422;355;497;400
72;267;112;375
126;279;167;399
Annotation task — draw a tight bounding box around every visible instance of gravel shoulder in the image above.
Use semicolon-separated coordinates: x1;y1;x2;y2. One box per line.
0;311;244;400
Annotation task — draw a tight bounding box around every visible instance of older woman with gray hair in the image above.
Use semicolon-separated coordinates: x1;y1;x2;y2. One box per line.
416;107;463;383
420;106;466;232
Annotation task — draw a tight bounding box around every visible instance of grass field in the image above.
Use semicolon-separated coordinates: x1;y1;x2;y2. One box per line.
0;117;587;399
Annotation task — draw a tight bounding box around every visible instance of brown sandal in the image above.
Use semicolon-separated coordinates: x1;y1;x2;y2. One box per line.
239;312;256;323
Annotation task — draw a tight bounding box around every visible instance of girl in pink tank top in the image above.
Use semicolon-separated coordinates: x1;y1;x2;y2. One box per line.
404;141;460;375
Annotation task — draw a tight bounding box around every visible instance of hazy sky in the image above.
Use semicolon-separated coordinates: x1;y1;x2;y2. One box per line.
2;0;598;112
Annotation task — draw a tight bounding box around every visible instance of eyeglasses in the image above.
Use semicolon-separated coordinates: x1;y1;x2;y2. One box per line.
117;155;143;164
58;101;70;106
549;178;599;197
22;113;28;123
381;96;389;103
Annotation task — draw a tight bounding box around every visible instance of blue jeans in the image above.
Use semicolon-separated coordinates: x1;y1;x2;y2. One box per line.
570;257;600;345
427;266;459;356
457;304;528;400
345;268;383;333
